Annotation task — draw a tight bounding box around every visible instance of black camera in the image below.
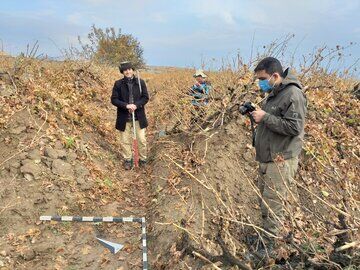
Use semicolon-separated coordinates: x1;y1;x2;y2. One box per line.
239;101;257;146
239;102;256;115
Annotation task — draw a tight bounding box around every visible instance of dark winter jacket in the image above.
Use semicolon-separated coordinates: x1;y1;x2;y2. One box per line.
111;76;149;131
255;68;307;163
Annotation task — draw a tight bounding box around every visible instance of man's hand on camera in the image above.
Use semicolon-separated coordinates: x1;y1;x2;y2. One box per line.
251;109;266;123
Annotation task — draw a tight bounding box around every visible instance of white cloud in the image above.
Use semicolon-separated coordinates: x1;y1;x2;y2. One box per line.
78;0;151;9
150;12;168;23
1;0;358;66
189;0;238;25
78;0;117;4
67;12;83;24
187;0;359;31
220;11;236;25
245;0;359;29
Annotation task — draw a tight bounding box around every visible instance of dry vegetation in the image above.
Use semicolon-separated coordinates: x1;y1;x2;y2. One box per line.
0;42;359;270
147;52;359;269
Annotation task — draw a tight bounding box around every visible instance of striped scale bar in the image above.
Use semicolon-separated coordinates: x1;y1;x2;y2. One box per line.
40;215;148;270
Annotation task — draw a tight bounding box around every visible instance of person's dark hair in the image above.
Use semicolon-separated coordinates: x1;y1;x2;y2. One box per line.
254;57;283;77
119;61;134;74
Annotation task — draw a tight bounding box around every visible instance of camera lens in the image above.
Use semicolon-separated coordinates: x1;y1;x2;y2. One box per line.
239;105;248;115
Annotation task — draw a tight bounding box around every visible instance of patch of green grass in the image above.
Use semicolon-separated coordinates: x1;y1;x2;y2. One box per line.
346;118;357;125
96;177;114;189
64;136;76;149
103;178;113;188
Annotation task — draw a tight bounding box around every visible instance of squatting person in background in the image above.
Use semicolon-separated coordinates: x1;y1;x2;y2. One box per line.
189;69;211;106
189;69;211;125
251;57;307;255
111;61;149;170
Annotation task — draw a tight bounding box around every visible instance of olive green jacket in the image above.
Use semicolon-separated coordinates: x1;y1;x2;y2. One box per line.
255;69;307;163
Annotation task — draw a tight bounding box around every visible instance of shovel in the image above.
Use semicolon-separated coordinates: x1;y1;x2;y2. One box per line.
131;70;143;168
132;111;139;168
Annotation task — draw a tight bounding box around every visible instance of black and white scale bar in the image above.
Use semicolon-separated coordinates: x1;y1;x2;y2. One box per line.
141;217;148;270
40;216;148;270
40;215;143;223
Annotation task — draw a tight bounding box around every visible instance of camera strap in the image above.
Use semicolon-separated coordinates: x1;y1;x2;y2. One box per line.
249;115;256;147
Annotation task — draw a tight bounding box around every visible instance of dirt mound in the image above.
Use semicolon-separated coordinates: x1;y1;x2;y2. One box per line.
148;117;260;269
0;56;150;269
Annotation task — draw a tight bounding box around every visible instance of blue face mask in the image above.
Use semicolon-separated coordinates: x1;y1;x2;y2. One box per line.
258;75;274;92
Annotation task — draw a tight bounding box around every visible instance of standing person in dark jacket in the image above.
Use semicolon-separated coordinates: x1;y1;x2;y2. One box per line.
111;62;149;170
251;57;307;250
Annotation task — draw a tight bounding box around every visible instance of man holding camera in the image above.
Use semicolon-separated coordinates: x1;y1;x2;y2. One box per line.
250;57;307;250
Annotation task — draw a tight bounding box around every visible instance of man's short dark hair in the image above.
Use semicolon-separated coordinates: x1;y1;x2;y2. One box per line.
254;57;283;77
119;61;134;73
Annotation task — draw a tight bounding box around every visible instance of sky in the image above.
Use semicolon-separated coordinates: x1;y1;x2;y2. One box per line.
0;0;359;72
